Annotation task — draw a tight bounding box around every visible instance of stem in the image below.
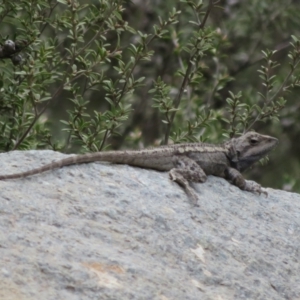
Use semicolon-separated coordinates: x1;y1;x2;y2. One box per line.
246;58;300;131
164;0;217;144
100;31;160;149
12;82;65;150
269;60;300;102
99;129;109;151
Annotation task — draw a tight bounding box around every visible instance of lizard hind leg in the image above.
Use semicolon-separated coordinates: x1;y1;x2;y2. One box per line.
169;156;207;204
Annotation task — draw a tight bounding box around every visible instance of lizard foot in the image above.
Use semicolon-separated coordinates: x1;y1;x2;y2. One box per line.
169;169;199;205
245;180;268;197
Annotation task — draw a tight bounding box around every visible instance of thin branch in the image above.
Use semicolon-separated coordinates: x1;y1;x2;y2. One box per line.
164;0;218;144
246;57;300;131
12;82;65;150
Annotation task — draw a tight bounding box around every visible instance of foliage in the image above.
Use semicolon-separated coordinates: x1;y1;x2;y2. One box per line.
0;0;300;190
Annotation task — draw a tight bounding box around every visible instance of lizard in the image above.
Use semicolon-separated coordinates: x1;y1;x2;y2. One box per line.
0;131;278;203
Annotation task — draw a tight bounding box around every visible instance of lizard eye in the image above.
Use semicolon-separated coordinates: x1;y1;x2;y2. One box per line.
250;138;258;145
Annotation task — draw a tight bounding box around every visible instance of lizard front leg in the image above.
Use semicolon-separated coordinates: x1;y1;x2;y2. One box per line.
224;167;267;196
169;156;207;204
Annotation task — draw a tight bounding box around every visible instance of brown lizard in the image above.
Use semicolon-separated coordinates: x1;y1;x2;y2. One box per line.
0;132;278;203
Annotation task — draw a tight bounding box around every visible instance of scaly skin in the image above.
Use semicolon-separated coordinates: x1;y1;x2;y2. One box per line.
0;132;278;204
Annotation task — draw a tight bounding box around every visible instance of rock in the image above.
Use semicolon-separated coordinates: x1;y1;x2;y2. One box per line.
0;150;299;300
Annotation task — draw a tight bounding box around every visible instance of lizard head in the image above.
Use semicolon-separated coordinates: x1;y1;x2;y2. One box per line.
230;132;278;172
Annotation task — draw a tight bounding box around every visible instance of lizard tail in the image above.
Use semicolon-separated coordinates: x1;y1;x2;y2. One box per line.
0;149;165;180
0;154;95;180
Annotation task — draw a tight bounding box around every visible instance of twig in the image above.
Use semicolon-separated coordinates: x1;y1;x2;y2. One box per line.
164;0;218;144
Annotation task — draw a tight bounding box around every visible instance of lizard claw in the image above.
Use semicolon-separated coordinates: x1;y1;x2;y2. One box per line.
244;180;268;197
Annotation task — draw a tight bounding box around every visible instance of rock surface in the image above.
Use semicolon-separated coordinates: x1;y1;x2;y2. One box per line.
0;150;300;300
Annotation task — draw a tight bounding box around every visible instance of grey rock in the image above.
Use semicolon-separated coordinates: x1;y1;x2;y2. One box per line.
0;150;299;300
